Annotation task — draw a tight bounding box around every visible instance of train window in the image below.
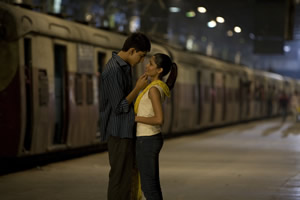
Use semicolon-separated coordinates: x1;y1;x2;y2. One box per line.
217;87;222;103
86;75;94;105
75;74;83;105
38;69;49;106
204;85;210;103
228;88;232;102
97;52;106;73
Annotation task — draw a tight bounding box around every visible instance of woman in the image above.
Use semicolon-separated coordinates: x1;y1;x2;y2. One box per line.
134;53;177;200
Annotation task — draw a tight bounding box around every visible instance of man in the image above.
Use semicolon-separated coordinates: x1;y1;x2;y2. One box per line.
99;32;151;200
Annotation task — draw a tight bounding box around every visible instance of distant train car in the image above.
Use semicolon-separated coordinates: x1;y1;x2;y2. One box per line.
0;2;297;159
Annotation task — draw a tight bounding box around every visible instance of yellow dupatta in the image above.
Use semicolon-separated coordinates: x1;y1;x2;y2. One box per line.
134;80;170;114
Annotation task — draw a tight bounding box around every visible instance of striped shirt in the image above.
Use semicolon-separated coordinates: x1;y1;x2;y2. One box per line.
99;52;135;141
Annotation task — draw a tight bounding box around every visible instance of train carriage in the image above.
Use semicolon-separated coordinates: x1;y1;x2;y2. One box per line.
0;2;127;156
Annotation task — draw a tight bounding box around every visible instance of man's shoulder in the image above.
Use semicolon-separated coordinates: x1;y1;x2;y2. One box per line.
102;59;122;79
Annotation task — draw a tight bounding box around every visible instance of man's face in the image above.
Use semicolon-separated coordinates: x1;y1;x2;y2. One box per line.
129;49;147;67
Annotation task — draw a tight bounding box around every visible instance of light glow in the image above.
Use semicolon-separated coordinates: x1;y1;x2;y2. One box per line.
216;17;225;23
169;7;180;13
85;14;92;22
249;33;255;40
186;37;194;50
129;16;140;32
54;0;62;13
227;30;233;37
197;7;207;13
186;11;196;17
284;45;291;52
234;26;242;33
207;20;217;28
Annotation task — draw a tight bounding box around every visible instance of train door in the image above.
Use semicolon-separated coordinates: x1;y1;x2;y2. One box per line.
239;78;243;119
210;73;215;122
222;74;226;121
53;44;68;144
23;38;33;151
96;51;106;139
196;71;202;125
245;80;251;117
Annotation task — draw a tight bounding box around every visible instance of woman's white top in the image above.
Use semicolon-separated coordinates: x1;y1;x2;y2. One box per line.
136;85;165;137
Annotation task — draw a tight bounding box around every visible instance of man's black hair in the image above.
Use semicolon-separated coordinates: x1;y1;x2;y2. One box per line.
121;32;151;52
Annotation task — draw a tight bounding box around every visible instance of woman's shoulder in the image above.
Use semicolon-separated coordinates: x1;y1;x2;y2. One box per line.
149;85;164;98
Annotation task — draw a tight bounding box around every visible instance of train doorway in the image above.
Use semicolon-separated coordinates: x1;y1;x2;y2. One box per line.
196;71;202;124
239;78;243;119
23;38;33;151
210;73;215;122
53;44;68;144
96;51;106;138
222;75;227;121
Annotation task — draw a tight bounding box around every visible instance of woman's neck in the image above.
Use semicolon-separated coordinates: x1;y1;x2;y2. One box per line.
150;76;160;82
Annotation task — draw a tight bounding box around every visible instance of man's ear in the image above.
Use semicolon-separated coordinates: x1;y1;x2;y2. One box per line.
128;48;135;55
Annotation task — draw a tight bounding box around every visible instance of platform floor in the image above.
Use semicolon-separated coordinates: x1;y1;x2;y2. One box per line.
1;118;300;200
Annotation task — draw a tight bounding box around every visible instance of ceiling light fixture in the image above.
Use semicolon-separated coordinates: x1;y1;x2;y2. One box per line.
169;7;180;13
227;30;233;37
234;26;241;33
186;11;196;18
207;20;217;28
216;17;225;23
197;7;206;13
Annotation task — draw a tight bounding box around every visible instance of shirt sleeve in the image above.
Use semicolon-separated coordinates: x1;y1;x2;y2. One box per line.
105;69;131;114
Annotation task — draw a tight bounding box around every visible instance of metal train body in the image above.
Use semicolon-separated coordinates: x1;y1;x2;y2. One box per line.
0;3;299;158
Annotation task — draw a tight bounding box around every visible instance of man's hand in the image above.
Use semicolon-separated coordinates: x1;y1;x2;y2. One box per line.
135;74;148;90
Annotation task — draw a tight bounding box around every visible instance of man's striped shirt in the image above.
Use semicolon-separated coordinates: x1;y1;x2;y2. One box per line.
99;52;135;141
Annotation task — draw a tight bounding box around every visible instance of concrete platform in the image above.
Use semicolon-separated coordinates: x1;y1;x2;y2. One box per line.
1;118;300;200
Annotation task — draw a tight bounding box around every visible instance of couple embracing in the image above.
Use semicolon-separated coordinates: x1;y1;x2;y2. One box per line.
99;32;177;200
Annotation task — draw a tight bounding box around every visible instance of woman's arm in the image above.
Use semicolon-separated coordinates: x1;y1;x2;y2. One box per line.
135;87;164;125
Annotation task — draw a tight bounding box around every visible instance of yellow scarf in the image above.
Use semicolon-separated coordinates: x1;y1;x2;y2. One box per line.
134;80;170;114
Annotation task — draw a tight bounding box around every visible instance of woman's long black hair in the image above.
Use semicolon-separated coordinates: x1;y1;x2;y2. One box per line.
154;53;178;90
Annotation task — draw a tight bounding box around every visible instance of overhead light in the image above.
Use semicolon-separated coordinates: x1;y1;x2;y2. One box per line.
169;7;180;13
234;26;241;33
207;20;217;28
197;7;206;13
129;16;140;33
227;30;233;37
284;45;291;52
216;17;225;23
186;36;195;50
85;14;92;22
186;11;196;18
54;0;62;13
249;33;255;40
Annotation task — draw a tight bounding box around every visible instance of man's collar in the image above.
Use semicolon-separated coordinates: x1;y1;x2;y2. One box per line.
112;52;130;68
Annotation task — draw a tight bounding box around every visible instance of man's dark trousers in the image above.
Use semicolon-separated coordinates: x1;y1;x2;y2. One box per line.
107;136;135;200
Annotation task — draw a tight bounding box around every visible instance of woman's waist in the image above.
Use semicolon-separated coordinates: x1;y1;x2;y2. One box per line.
136;132;163;140
136;124;161;137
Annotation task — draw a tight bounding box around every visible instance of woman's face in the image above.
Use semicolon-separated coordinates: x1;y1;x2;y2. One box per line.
145;56;162;78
